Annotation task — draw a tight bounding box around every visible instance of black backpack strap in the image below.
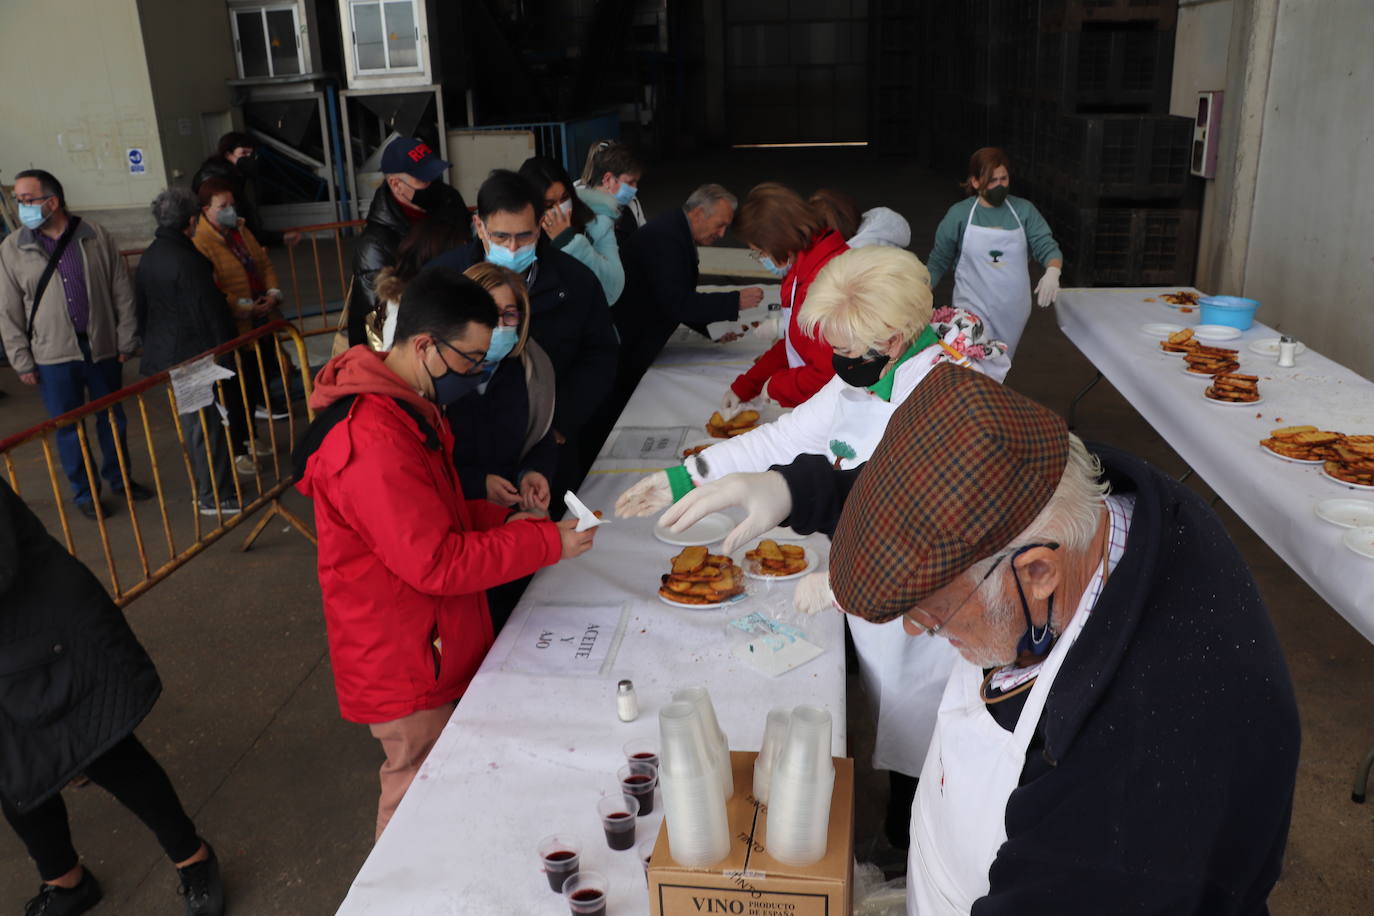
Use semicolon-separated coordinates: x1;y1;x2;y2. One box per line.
27;216;82;340
291;393;441;481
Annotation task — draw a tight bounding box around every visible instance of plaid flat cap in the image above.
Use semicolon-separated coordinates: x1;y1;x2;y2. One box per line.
830;363;1069;623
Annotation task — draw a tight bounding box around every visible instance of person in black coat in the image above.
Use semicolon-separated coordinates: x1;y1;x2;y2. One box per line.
135;189;242;515
0;478;225;916
614;184;763;394
191;131;298;250
347;138;469;347
653;364;1300;914
429;170;618;496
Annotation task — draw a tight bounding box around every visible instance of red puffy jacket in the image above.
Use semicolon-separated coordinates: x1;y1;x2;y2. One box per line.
730;229;848;407
296;347;562;724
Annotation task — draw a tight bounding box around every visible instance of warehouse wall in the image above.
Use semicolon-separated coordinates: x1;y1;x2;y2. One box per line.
0;0;164;210
1189;0;1373;378
136;0;238;185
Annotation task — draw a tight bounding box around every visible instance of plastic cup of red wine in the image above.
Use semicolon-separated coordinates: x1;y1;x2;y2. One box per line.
597;794;639;850
618;761;658;816
623;737;660;771
563;869;610;916
538;834;581;893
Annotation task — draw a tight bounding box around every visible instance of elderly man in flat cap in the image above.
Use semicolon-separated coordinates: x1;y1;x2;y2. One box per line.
660;363;1299;915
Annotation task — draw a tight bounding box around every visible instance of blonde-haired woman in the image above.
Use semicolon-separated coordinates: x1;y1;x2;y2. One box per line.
444;262;558;516
616;244;1007;847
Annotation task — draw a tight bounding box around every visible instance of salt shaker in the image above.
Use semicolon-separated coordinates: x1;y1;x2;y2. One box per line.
617;679;639;722
1277;335;1298;368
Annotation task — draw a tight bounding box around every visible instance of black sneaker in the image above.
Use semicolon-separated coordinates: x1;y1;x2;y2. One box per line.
198;498;242;516
74;499;111;521
115;481;155;501
25;868;102;916
177;844;225;916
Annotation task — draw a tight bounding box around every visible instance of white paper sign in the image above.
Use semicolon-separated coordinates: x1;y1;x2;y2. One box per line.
169;356;236;414
501;604;625;676
608;426;690;461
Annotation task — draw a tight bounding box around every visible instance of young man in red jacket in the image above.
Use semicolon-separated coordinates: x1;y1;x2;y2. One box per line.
295;267;597;838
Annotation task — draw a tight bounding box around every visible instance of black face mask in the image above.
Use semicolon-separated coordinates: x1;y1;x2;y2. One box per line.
235;156;259;177
1009;542;1061;665
832;349;890;388
410;180;448;214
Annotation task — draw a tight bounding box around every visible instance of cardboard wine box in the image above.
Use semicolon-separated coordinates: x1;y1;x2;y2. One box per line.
647;750;854;916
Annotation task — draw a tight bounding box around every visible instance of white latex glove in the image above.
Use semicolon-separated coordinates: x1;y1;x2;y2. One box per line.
721;388;742;411
793;571;836;616
614;471;673;518
661;470;792;555
1035;265;1061;307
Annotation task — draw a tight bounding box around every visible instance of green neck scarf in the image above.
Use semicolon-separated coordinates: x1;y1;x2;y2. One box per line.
867;325;940;402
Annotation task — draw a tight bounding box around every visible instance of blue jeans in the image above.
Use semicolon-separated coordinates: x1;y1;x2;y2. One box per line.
35;337;130;505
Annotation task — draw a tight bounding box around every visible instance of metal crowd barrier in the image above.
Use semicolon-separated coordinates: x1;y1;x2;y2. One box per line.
0;320;316;607
282;218;366;339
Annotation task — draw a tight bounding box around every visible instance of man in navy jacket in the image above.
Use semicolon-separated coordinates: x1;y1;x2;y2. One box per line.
430;171;617;491
653;364;1300;914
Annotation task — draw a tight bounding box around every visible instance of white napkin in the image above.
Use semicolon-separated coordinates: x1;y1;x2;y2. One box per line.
563;491;610;533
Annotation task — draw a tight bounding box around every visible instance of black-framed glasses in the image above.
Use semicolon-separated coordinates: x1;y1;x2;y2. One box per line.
433;337;487;374
906;542;1060;636
15;193;54;206
485;227;539;246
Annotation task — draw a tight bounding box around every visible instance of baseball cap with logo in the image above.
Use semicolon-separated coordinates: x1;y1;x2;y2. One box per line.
380;137;451;183
829;363;1070;624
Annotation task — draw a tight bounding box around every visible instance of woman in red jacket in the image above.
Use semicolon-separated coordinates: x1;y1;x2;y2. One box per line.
725;184;849;408
294;267;597;840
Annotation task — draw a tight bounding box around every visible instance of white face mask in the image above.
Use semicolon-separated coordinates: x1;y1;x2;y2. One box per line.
558;199;573;215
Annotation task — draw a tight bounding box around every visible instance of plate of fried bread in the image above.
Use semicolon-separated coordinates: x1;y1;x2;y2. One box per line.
733;539;818;582
1156;290;1201;310
654;511;736;547
1260;425;1341;464
1202;373;1261;404
658;546;748;608
1158;327;1198;357
1321;436;1374;490
706;409;761;438
1180;342;1241;375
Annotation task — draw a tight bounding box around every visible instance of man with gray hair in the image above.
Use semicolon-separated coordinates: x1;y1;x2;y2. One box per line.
613;182;764;394
135;187;241;515
656;362;1300;913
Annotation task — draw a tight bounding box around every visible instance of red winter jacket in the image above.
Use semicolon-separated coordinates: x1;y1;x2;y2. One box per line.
296;347;562;724
730;229;848;407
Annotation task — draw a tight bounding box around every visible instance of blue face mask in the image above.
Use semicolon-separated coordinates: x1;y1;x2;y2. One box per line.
759;255;790;279
485;325;518;364
613;181;638;206
18;203;48;230
486;241;537;274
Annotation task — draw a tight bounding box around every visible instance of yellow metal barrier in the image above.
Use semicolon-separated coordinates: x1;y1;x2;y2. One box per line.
0;320;316;607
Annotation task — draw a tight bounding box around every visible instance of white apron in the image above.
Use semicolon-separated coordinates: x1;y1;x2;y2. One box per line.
779;268;804;368
951;202;1031;359
906;590;1093;915
828;386;959;776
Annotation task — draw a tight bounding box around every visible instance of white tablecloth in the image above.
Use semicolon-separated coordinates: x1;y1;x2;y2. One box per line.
337;299;846;915
1056;287;1374;642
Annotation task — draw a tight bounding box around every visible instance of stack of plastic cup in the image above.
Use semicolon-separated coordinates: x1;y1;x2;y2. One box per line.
752;707;792;805
672;686;733;801
658;701;731;867
764;705;835;866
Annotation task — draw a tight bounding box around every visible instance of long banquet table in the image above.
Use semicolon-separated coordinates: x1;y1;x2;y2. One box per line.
1055;287;1374;643
336;288;847;915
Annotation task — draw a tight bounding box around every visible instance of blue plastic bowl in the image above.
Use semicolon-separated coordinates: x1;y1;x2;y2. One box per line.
1198;296;1260;331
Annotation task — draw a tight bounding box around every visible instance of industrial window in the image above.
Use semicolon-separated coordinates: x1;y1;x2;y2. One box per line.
349;0;420;73
232;4;305;79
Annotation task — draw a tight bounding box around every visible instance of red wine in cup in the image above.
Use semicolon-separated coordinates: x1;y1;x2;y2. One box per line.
621;774;656;814
569;888;606;916
603;812;636;850
543;850;577;892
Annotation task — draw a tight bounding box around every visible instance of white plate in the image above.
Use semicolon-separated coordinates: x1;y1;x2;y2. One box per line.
654;511;735;546
731;545;820;582
657;590;749;610
1248;338;1309;358
1202;388;1263;406
1180;362;1224;379
1152;295;1201;311
1140;322;1185;337
1314;498;1374;528
1259;442;1323;465
1193;324;1243;342
1341;526;1374;560
1322;467;1374;491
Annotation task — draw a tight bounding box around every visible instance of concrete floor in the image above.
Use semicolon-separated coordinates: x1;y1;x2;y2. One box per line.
2;147;1372;914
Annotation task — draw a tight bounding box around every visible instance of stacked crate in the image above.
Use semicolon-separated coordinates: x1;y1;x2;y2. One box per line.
923;0;1199;287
